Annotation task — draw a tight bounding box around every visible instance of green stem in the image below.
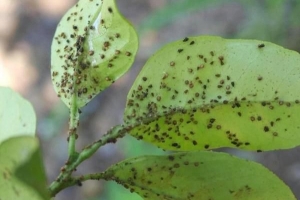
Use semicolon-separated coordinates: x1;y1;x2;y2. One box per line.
48;124;127;197
79;125;126;161
68;96;80;159
49;172;111;194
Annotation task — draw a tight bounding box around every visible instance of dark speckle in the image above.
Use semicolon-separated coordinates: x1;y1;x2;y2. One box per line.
264;126;269;132
183;37;189;42
178;49;184;53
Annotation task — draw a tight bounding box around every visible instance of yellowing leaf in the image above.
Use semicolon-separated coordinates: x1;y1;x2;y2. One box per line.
0;87;36;144
0;136;49;200
104;151;295;200
124;36;300;151
51;0;138;108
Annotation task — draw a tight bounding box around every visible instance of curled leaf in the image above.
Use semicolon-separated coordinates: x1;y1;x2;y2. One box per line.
51;0;138;108
124;36;300;151
104;151;295;200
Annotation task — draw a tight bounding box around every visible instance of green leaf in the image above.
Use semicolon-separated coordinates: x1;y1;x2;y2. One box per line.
0;136;49;200
124;36;300;151
0;87;36;144
51;0;138;108
104;151;295;200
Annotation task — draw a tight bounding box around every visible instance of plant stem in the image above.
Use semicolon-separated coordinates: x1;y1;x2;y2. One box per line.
68;96;80;160
79;125;126;161
48;124;128;197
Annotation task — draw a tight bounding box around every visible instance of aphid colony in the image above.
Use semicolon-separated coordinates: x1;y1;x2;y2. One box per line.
106;152;255;199
124;37;298;151
51;0;133;107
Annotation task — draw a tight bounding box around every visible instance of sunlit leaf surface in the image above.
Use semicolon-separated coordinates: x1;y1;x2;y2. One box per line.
0;136;49;200
124;36;300;151
105;151;295;200
0;87;36;144
51;0;138;108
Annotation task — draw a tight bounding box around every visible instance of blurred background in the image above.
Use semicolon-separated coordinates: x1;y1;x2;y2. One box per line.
1;0;300;199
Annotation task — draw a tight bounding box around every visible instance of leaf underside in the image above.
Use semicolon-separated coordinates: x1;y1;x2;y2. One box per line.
51;0;138;108
104;151;295;200
0;136;49;200
124;36;300;151
0;87;36;144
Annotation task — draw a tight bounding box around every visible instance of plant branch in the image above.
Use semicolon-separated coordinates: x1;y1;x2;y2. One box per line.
68;96;80;160
79;125;127;161
48;124;128;197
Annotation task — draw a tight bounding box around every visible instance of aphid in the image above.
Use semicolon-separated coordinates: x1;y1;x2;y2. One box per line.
115;50;121;55
189;41;195;45
264;126;269;132
183;37;189;42
162;73;168;79
210;51;214;56
258;44;265;48
197;64;204;70
257;116;262;121
89;50;94;56
115;33;120;38
257;76;263;81
209;118;216;123
273;132;278;136
142;77;147;81
170;61;175;66
108;7;113;13
218;56;225;65
172;142;179;147
125;51;131;56
52;71;58;76
75;79;81;84
103;41;110;47
177;49;183;53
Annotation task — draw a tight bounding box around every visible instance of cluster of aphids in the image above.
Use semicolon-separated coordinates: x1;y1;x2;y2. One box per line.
52;2;133;106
